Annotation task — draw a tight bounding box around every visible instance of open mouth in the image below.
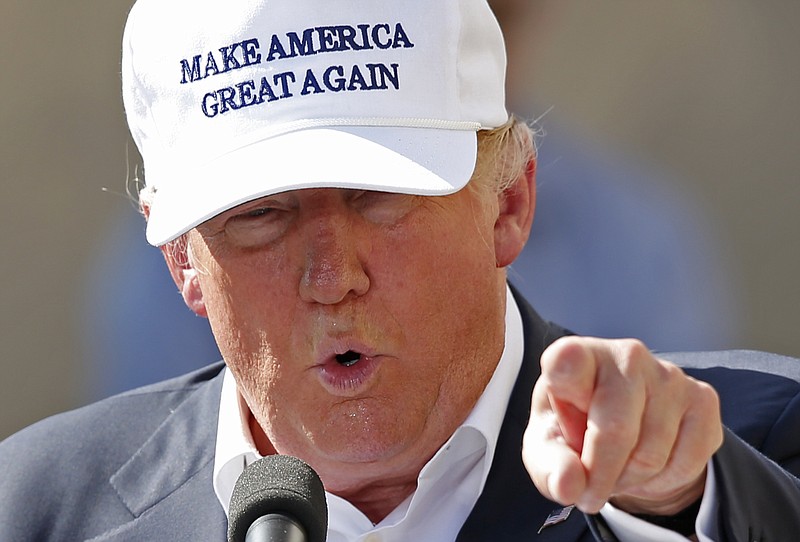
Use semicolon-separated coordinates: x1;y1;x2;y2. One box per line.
335;350;361;367
316;347;379;394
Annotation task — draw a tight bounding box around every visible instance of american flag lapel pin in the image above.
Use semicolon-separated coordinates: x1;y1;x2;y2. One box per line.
538;505;576;533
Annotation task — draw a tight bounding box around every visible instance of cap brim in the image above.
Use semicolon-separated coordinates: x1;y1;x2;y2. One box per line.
145;125;477;246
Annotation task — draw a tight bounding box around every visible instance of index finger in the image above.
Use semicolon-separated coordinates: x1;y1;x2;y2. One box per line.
536;337;600;456
538;337;599;414
540;337;647;512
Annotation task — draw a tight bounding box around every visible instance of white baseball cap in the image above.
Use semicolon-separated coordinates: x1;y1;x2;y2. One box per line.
122;0;509;246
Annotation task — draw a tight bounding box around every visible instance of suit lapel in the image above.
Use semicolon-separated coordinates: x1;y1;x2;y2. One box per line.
457;291;594;541
89;369;228;541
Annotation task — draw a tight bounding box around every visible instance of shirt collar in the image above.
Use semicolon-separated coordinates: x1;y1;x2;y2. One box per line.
455;285;525;493
213;363;260;515
213;285;525;533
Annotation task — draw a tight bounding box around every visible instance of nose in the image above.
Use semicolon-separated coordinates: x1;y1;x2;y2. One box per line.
298;204;370;305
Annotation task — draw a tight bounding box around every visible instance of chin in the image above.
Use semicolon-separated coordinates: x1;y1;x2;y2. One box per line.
284;414;423;474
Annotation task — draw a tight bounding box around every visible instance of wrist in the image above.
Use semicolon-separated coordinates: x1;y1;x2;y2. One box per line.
631;497;702;537
610;466;707;516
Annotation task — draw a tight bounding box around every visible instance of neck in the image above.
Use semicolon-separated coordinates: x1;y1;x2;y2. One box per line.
334;479;418;524
248;410;419;523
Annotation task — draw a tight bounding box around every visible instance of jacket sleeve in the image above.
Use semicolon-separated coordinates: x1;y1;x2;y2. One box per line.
713;423;800;540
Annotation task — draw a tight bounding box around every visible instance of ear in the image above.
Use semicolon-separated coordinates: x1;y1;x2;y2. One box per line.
161;242;208;318
494;157;536;268
142;202;208;317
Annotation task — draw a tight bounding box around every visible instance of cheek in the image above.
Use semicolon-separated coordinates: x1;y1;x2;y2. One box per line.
195;253;300;372
377;211;500;318
372;211;505;382
194;247;309;381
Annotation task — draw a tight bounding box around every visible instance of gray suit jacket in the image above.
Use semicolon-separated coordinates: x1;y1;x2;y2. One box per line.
2;296;799;541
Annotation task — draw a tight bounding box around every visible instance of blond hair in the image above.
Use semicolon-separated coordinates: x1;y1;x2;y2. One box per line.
471;114;536;197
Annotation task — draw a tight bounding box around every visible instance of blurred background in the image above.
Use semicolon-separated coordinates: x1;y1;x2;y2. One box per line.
2;0;799;439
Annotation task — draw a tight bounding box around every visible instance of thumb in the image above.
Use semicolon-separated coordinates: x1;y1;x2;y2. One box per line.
524;402;588;506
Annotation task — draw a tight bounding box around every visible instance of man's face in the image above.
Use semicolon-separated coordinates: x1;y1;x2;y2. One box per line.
184;184;512;494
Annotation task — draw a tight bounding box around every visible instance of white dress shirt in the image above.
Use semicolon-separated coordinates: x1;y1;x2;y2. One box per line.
212;286;718;541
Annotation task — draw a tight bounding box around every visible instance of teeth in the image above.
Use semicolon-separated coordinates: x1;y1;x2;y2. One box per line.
336;351;361;367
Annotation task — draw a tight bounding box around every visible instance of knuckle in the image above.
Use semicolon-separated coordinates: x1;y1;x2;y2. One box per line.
610;339;651;376
660;361;689;392
616;338;650;361
661;359;685;379
688;379;722;417
695;380;721;408
649;358;691;397
693;382;724;448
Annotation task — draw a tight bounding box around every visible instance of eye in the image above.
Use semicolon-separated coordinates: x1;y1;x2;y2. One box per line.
223;200;293;247
351;190;419;224
242;207;274;219
227;205;280;225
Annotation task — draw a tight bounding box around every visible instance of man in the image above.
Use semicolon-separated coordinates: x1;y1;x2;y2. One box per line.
1;0;798;540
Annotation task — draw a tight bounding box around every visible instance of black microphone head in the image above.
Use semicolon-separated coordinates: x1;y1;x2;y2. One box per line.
227;455;328;542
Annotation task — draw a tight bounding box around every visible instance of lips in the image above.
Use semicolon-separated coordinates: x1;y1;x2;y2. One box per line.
314;342;382;396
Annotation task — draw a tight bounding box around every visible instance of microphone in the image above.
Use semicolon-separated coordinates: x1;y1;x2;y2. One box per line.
227;455;328;542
